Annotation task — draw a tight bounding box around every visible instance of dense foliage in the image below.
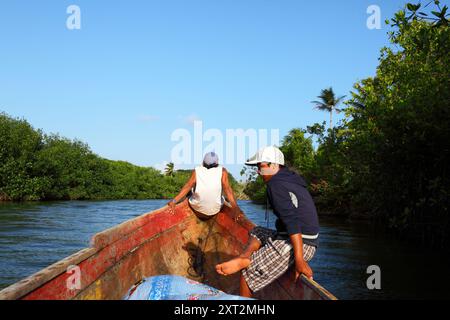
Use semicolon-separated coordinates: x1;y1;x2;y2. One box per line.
244;2;450;248
0;113;241;201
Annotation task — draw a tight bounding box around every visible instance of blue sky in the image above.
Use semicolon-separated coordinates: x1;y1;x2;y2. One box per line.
0;0;421;178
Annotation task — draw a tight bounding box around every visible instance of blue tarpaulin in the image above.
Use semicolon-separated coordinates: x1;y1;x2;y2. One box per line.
124;275;253;301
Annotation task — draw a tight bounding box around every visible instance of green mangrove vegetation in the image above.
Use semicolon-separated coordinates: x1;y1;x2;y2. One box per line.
243;2;450;248
0;113;242;202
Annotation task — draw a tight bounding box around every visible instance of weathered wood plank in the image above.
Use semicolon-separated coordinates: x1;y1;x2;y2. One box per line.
0;248;97;300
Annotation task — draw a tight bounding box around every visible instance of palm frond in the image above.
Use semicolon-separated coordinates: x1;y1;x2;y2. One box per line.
311;101;332;112
311;87;347;129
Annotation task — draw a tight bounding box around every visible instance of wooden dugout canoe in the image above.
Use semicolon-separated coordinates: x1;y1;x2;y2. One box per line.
0;200;337;300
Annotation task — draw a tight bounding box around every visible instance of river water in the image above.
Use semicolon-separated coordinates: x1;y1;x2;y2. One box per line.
0;200;449;300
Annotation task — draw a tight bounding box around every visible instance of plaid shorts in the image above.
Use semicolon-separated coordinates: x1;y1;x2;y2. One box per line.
242;227;316;293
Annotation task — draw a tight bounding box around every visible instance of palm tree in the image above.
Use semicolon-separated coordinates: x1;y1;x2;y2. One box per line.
311;87;346;130
164;162;175;177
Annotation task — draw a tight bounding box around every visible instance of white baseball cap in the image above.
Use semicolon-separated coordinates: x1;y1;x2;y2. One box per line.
245;146;285;166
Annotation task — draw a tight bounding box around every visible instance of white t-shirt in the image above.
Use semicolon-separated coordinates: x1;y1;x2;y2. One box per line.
189;166;224;216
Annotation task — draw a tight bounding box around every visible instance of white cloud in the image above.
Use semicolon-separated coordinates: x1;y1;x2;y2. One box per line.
179;114;202;126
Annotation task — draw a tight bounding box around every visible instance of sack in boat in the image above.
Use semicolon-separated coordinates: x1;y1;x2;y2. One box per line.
124;275;253;300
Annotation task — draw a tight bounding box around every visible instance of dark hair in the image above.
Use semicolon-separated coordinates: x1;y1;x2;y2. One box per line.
285;164;303;176
203;162;219;169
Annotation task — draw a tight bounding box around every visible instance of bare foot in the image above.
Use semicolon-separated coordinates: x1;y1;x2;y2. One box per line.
216;257;251;276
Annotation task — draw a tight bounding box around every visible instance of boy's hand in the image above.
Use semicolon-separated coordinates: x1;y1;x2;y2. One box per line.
294;260;313;282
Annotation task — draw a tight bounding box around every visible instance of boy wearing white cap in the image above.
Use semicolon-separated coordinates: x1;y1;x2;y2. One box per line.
216;146;320;298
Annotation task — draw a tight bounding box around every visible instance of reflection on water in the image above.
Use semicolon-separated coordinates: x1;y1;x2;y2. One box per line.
0;200;168;292
1;200;449;299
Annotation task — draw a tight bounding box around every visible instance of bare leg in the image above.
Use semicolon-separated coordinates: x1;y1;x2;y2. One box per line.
241;236;262;258
216;236;261;276
240;274;252;298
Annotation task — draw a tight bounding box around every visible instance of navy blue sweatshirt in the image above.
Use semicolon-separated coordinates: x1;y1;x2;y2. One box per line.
266;167;320;247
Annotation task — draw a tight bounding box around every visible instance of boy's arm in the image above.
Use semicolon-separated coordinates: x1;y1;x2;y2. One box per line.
269;182;303;235
222;168;238;208
290;233;313;280
169;170;196;205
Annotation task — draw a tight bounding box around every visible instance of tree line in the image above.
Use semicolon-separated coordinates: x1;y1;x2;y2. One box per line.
0;113;241;201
